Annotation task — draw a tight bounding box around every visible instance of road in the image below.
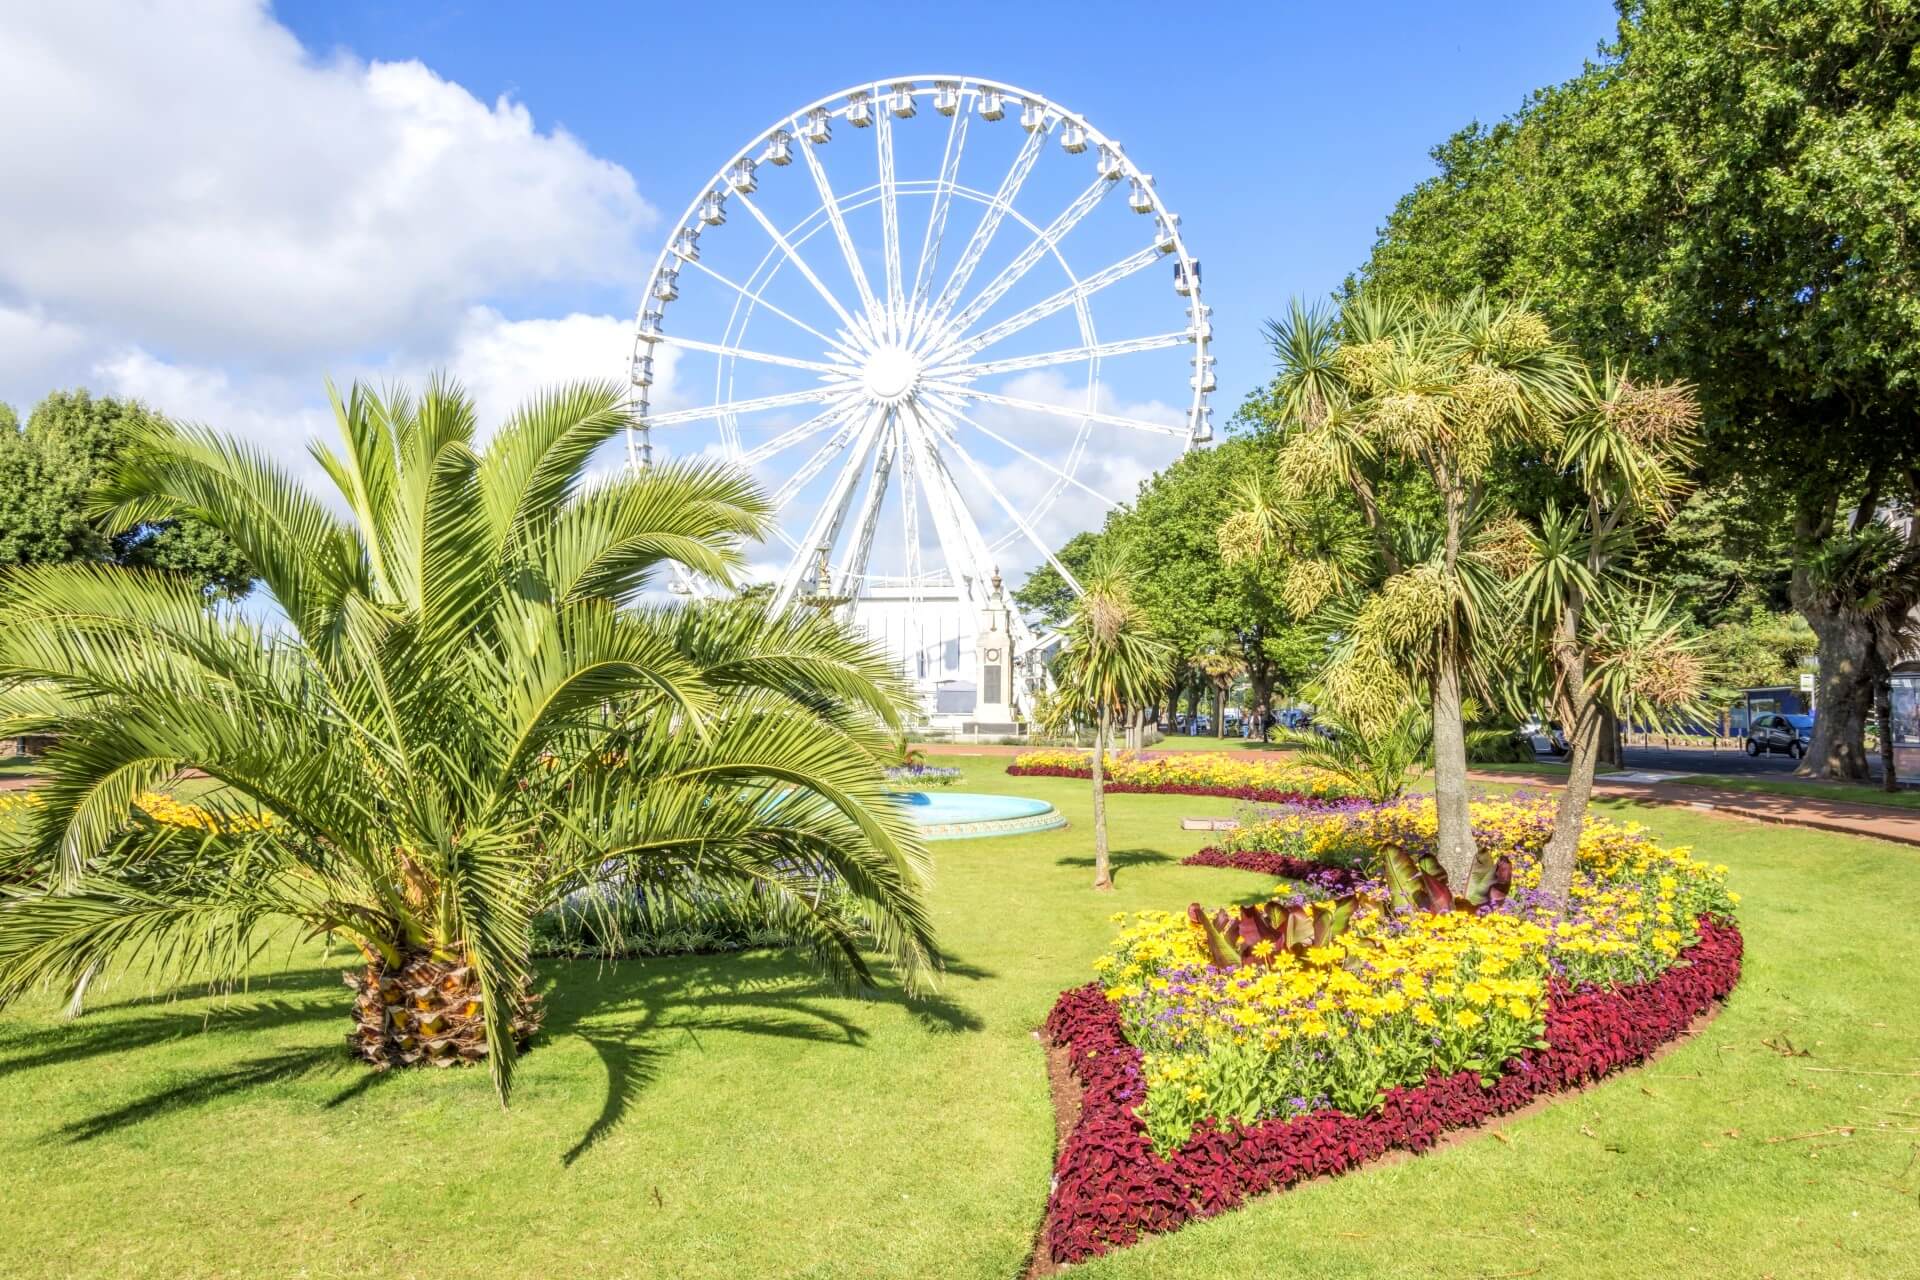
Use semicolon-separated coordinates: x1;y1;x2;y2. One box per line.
1614;744;1804;777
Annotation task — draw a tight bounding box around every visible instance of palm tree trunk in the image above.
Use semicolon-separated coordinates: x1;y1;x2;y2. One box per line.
1092;706;1113;891
346;949;541;1070
1431;654;1479;890
1539;605;1593;907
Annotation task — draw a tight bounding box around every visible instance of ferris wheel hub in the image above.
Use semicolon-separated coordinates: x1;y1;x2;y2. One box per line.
860;344;921;404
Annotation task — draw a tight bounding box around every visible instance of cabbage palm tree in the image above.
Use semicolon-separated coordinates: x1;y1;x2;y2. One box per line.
1513;366;1702;905
0;379;937;1102
1265;293;1579;888
1054;562;1172;891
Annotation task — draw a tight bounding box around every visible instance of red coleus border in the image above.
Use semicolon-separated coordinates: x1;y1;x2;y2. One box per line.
1041;905;1743;1264
1005;763;1331;807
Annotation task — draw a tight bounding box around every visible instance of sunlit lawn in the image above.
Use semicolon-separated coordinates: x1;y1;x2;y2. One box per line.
1;755;1916;1277
1669;773;1920;811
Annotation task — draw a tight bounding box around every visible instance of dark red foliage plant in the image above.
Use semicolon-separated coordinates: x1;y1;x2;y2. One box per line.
1039;916;1743;1264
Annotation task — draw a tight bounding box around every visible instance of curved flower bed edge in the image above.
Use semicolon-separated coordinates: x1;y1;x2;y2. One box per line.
1040;902;1743;1265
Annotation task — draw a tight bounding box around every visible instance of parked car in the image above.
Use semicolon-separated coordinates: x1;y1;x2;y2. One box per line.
1521;719;1571;756
1746;712;1814;759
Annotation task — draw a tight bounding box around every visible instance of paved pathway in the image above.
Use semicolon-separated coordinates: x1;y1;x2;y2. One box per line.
1470;768;1920;850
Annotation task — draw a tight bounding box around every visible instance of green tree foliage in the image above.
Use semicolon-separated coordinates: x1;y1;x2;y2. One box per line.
1360;0;1920;780
0;389;251;596
0;379;937;1102
1012;529;1100;627
1698;605;1818;697
1013;429;1342;735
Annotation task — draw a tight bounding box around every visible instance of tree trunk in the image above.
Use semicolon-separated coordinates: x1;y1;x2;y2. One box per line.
1213;684;1226;739
1539;601;1593;908
1799;611;1876;780
1594;702;1622;769
1092;707;1113;891
1249;669;1273;743
1163;676;1182;731
345;949;541;1070
1877;672;1899;793
1431;655;1479;890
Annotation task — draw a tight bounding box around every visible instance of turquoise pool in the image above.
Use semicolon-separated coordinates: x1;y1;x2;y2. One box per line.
889;790;1067;840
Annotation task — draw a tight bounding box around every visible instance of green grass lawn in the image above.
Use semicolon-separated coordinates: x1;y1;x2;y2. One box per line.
1668;773;1920;811
2;756;1917;1277
0;756;43;780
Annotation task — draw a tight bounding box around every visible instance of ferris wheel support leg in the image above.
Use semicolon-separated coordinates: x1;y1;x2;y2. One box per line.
771;406;887;612
836;421;898;597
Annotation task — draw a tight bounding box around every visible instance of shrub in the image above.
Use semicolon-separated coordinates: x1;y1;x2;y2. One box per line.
883;763;963;788
534;872;857;960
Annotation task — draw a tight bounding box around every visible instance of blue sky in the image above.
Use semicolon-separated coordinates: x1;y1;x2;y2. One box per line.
1;1;1617;598
275;0;1618;412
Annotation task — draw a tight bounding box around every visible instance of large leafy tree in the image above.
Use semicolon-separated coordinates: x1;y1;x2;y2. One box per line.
0;380;937;1101
0;389;251;595
1361;0;1920;780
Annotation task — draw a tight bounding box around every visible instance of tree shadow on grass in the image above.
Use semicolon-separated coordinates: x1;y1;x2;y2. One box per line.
28;948;996;1161
1053;847;1177;884
50;1044;378;1143
545;947;993;1166
0;988;343;1081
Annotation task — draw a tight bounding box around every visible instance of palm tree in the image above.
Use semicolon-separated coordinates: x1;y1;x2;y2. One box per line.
0;379;937;1102
1511;366;1703;904
1054;563;1172;891
1264;293;1579;889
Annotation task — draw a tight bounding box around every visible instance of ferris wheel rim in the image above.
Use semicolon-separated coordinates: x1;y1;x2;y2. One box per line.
627;74;1212;610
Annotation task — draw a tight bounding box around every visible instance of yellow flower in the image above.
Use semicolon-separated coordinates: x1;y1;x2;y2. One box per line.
1453;1009;1483;1030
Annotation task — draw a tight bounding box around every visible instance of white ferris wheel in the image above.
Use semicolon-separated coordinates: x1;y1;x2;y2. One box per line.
628;75;1212;717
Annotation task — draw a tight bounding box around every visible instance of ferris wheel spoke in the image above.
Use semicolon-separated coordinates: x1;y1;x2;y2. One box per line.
733;189;864;334
923;123;1049;336
936;387;1188;439
944;176;1113;338
921;391;1125;509
738;397;863;466
681;257;860;359
657;333;851;376
942;245;1162;362
837;422;898;593
916;403;1086;595
771;412;867;511
932;331;1190;381
910;104;970;312
901;402;996;597
796;127;880;321
771;407;887;610
647;385;846;428
876;109;906;331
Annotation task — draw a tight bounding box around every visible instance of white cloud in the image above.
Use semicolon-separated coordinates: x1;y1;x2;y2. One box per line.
0;0;653;365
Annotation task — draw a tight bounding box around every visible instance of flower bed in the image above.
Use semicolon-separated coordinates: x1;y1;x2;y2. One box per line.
1006;749;1360;804
1041;795;1743;1263
1043;918;1741;1263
